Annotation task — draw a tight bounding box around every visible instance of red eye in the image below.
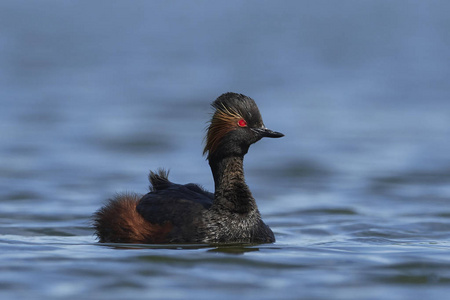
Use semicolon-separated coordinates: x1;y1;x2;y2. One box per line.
238;119;247;127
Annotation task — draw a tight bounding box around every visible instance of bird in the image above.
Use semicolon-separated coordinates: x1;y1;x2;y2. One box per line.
93;92;284;244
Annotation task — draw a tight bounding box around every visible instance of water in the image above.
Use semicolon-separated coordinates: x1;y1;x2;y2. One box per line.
1;1;450;299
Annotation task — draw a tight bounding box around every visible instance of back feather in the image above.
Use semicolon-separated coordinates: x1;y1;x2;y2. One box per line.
149;168;172;191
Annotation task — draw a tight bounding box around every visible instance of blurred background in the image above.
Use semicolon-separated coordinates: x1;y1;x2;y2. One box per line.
1;1;450;299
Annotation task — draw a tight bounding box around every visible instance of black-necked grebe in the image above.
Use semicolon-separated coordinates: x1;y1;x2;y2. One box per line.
93;92;284;244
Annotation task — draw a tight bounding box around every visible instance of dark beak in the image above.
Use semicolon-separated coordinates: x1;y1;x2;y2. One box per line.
251;127;284;138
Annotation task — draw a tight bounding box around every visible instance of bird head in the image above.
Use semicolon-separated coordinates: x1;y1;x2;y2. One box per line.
204;93;284;160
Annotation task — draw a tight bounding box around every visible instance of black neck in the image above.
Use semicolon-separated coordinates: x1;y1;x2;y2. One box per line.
209;154;257;214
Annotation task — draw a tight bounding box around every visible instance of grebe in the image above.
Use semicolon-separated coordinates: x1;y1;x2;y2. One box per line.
93;92;283;244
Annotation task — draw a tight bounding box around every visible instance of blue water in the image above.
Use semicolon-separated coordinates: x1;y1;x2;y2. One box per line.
1;1;450;299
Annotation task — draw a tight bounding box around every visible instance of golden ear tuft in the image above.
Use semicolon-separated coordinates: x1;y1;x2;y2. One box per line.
203;104;244;157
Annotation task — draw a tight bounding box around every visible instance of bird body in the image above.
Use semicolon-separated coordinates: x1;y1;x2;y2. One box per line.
93;93;283;244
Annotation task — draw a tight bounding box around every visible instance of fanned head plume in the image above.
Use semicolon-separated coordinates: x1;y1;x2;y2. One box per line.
203;93;266;158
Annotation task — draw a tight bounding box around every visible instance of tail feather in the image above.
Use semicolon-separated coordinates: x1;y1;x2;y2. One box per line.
92;192;171;243
149;168;172;191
